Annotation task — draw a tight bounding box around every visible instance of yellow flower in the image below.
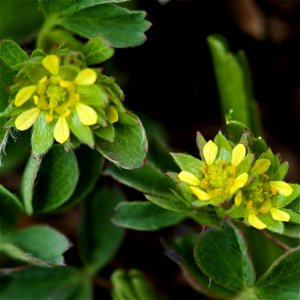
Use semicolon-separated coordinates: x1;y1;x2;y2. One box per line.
178;141;248;204
234;159;293;230
14;54;108;144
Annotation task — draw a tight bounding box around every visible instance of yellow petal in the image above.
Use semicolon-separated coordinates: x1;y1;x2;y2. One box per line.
269;181;293;196
178;171;200;186
270;208;290;222
15;108;40;131
234;192;243;207
190;186;211;201
54;116;70;144
250;159;271;174
230;173;248;194
203;140;218;165
248;214;267;230
14;85;36;107
75;68;97;85
231;144;246;166
76;103;98;125
106;106;119;123
42;54;60;75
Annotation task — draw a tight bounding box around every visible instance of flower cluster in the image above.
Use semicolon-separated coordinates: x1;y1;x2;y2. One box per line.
8;51;123;153
174;133;299;231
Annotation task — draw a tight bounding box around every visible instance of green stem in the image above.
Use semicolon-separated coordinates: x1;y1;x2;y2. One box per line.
36;16;59;50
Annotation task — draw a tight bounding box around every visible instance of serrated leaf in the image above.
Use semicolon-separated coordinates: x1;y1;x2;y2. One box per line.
79;187;125;275
95;111;147;169
166;231;236;299
0;266;81;299
0;40;29;69
1;225;70;266
255;247;300;300
59;4;151;48
113;201;187;231
39;0;129;16
82;36;114;65
32;113;54;155
194;221;255;292
0;185;22;236
171;153;203;176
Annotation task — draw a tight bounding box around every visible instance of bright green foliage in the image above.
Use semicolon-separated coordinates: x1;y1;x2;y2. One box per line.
79;187;125;275
112;201;187;231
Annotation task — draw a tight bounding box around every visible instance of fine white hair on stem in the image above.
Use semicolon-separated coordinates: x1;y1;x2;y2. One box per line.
0;128;17;166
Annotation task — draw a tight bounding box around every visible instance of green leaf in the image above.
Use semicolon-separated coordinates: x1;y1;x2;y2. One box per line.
68;110;94;147
60;145;104;210
0;58;14;111
96;111;147;169
214;131;232;161
1;225;70;266
79;187;125;275
39;0;129;16
166;231;236;299
59;4;151;48
194;221;255;292
113;201;187;231
94;124;115;142
32;113;54;155
255;247;300;300
0;185;22;236
111;269;161;300
105;161;177;196
171;153;203;176
0;266;81;299
82;36;115;65
0;40;29;70
273;184;300;208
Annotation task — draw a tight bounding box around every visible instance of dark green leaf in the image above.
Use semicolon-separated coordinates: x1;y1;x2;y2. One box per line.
166;230;236;299
39;0;129;16
32;113;54;155
0;185;22;236
194;221;255;292
0;40;29;69
82;36;114;65
255;248;300;300
28;145;79;213
113;201;187;231
2;225;70;266
60;146;104;210
79;187;125;275
59;4;151;48
96;111;147;169
0;267;81;299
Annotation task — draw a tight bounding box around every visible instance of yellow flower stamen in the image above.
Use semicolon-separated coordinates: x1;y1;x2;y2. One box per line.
14;85;36;107
75;69;97;86
76;103;98;125
42;55;60;75
178;171;200;186
248;214;267;230
54;116;69;144
15;108;40;130
230;172;248;194
106;106;119;123
190;186;211;201
203;140;218;165
231;144;246;166
270;208;290;222
269;181;293;196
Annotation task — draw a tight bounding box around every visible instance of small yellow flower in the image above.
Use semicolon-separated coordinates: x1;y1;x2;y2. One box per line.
178;141;248;204
13;54;104;144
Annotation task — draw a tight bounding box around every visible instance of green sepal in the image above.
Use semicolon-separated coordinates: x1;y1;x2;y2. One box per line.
24;58;48;82
112;201;187;231
236;153;255;175
32;113;54;155
59;64;79;81
68;110;95;147
0;40;29;70
77;84;108;107
171;153;204;176
82;36;115;65
214;131;232;161
272;184;300;208
94;124;115;142
196;131;207;160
